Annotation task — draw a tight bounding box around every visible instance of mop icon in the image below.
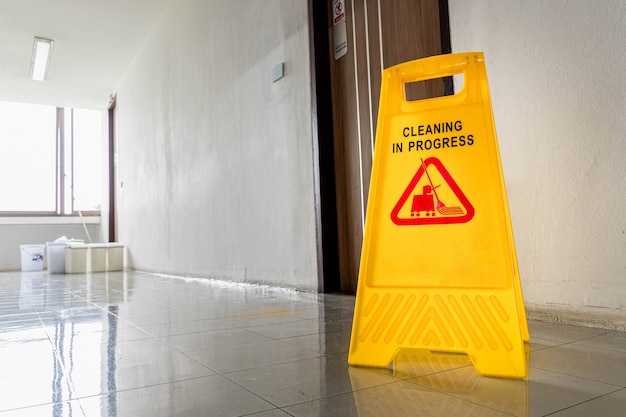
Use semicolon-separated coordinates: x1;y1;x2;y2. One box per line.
411;158;464;217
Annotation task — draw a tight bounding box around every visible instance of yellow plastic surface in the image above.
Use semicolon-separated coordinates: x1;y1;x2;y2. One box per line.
348;52;528;378
348;350;529;415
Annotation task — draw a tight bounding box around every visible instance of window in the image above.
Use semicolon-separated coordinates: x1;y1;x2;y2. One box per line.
67;108;103;213
0;100;102;215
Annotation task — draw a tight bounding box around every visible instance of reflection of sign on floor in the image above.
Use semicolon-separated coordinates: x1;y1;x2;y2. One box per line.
391;157;474;225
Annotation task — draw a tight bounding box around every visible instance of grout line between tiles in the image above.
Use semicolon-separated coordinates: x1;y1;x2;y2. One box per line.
541;386;626;416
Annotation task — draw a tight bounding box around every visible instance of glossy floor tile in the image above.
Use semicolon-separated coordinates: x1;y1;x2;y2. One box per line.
1;270;626;416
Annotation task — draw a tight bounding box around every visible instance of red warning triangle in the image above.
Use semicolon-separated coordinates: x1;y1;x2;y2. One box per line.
391;157;474;225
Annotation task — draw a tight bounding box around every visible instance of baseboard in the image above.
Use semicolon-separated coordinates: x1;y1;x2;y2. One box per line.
526;304;626;332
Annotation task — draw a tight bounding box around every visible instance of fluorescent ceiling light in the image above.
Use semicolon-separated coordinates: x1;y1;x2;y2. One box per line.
31;37;54;81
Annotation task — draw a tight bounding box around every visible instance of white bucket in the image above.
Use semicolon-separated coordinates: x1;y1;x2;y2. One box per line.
20;244;45;272
46;242;67;274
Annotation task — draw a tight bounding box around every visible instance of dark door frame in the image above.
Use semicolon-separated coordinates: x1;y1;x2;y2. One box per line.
308;0;340;293
107;96;117;243
307;0;452;293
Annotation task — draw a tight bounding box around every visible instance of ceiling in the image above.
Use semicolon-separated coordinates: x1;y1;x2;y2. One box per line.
0;0;171;110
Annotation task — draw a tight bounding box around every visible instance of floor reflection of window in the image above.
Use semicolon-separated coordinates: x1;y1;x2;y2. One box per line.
107;305;119;417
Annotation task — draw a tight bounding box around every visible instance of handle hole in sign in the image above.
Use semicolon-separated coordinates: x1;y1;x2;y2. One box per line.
404;74;461;101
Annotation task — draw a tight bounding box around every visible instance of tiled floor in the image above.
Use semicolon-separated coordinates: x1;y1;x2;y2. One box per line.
1;271;626;416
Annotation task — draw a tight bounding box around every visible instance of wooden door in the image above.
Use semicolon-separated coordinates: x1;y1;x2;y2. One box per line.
328;0;451;293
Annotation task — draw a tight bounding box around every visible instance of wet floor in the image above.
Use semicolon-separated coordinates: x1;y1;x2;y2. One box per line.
1;271;625;416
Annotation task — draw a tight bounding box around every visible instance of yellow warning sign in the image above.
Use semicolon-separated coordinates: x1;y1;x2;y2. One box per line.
348;53;529;378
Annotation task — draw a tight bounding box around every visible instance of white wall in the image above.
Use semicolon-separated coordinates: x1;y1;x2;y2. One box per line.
114;0;319;290
449;1;626;326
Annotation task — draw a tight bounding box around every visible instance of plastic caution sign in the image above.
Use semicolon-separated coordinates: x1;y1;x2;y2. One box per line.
348;53;529;378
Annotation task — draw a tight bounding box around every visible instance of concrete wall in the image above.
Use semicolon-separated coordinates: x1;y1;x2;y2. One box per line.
449;0;626;326
114;0;319;290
